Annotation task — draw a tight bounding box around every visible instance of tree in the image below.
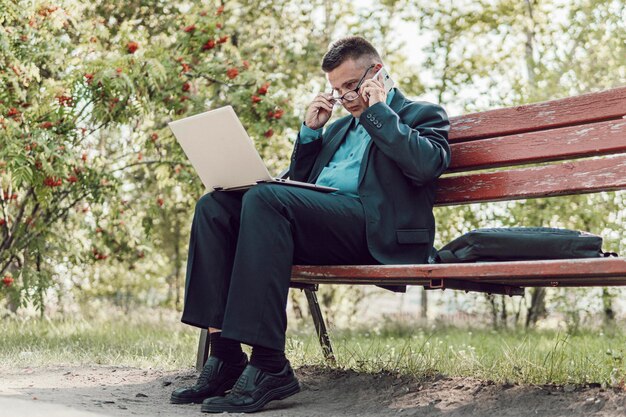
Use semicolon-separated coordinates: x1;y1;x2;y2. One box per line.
0;0;290;311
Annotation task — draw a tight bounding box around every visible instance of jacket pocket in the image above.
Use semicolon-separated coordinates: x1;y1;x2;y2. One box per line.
396;229;430;244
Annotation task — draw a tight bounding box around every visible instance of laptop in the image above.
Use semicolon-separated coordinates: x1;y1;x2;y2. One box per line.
168;106;338;193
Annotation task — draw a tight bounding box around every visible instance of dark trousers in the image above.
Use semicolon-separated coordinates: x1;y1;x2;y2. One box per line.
181;183;378;351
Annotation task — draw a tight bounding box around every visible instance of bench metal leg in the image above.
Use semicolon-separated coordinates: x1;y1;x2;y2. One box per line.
196;328;210;371
303;287;336;364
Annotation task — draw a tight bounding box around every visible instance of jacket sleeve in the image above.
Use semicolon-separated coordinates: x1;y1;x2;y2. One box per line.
360;101;451;186
288;131;324;182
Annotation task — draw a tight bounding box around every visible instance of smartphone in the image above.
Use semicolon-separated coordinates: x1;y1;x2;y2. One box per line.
373;67;394;93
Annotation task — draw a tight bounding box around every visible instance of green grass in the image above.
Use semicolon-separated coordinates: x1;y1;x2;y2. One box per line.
1;311;625;387
288;323;626;387
0;310;200;370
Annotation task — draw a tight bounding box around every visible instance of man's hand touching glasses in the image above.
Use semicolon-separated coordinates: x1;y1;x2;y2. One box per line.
304;93;335;130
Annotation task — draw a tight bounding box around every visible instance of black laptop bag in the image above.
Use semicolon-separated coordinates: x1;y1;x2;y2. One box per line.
435;227;617;263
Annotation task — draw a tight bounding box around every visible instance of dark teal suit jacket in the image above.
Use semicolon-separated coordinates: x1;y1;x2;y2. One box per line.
289;88;451;265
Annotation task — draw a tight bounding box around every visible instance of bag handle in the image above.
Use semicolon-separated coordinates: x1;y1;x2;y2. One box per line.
436;249;459;263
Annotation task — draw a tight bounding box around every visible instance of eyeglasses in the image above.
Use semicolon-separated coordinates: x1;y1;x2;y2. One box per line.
330;64;375;106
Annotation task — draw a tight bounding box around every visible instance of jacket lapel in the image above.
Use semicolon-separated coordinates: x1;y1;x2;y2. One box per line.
307;116;353;182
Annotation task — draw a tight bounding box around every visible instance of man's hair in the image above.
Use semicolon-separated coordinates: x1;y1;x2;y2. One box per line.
321;36;382;72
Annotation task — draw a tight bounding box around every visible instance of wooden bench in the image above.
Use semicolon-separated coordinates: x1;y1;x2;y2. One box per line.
197;86;626;369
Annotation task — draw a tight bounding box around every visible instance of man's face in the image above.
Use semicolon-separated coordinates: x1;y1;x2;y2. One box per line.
327;59;381;119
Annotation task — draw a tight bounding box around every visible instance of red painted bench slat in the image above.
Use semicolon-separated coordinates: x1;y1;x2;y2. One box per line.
291;257;626;287
435;153;626;205
448;119;626;172
449;86;626;142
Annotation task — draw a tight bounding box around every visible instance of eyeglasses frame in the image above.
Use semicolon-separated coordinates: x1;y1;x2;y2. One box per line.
330;64;376;104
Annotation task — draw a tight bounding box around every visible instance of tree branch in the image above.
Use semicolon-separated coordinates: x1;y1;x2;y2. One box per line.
0;187;35;253
7;190;92;260
110;159;192;173
188;72;255;88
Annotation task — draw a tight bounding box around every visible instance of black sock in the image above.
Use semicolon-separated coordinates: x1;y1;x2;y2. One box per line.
250;345;287;373
209;332;244;364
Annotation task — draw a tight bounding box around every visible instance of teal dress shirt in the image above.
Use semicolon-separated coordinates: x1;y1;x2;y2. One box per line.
299;89;396;197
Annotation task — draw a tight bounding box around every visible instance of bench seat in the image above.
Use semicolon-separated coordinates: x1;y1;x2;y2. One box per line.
293;257;626;288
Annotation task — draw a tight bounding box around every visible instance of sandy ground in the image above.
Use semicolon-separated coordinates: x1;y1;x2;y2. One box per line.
0;365;625;417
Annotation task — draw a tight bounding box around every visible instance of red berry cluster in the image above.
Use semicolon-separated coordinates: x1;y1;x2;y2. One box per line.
92;248;108;260
226;68;239;79
2;191;18;200
267;109;284;119
202;35;228;51
43;176;62;187
39;121;54;129
37;5;58;17
2;275;13;287
202;39;216;50
257;82;270;95
127;41;139;54
56;95;73;107
0;219;6;226
7;107;20;119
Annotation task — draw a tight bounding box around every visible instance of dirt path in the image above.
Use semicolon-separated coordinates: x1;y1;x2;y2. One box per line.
0;365;625;416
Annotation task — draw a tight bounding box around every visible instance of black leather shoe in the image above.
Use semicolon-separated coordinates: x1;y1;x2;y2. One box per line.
200;361;300;413
170;355;248;404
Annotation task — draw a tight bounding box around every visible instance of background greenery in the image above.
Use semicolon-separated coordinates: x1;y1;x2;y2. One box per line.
1;0;625;333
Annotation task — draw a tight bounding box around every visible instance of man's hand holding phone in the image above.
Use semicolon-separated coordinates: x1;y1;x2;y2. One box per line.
360;78;386;107
304;93;335;130
361;67;393;107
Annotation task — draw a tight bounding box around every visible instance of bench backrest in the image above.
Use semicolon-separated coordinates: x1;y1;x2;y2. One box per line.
436;86;626;205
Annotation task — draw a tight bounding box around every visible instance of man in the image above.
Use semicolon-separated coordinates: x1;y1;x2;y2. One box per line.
170;36;450;413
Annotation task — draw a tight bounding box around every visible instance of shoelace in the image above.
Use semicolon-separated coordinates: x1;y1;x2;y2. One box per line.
227;374;249;398
196;363;216;387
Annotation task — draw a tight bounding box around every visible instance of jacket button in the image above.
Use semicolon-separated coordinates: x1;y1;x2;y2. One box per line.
377;123;382;128
366;114;372;120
